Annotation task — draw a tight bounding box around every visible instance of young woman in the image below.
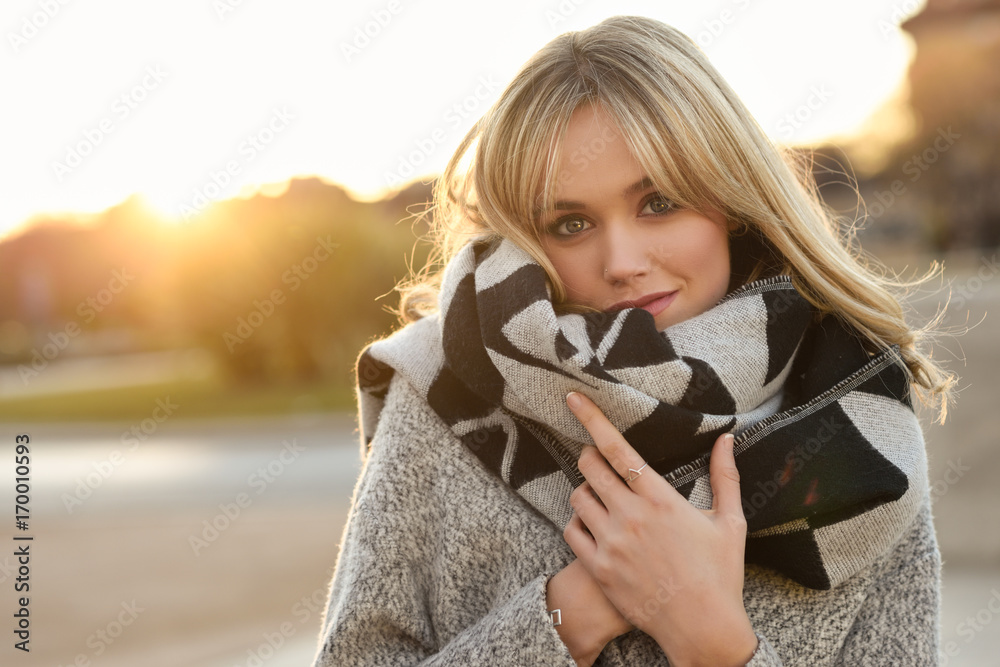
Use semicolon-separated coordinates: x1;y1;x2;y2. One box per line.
313;15;956;666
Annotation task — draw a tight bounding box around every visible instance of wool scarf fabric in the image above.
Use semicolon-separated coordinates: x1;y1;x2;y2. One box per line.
356;237;929;591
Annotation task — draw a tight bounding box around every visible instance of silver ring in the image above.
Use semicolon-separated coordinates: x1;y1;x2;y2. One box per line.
625;462;648;482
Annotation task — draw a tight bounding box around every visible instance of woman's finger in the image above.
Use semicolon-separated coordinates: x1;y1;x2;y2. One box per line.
569;479;611;537
576;444;635;510
568;392;657;490
709;432;745;522
563;512;598;561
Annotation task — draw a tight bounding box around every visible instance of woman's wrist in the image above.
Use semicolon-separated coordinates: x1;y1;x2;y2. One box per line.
721;625;759;666
545;566;620;664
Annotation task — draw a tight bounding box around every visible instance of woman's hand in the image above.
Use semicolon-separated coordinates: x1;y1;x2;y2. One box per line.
563;391;758;667
545;559;633;666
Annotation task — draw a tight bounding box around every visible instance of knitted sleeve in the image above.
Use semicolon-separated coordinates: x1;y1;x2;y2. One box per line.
311;376;578;666
836;493;942;664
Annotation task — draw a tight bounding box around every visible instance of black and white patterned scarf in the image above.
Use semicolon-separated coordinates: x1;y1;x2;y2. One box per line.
357;237;929;590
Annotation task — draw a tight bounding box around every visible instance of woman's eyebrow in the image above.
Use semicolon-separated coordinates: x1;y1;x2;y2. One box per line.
535;176;656;215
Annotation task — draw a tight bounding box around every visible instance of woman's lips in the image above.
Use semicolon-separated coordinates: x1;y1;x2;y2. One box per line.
607;291;678;317
639;291;678;317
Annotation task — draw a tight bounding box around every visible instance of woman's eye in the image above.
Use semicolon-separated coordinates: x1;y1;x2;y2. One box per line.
549;217;592;236
643;196;675;215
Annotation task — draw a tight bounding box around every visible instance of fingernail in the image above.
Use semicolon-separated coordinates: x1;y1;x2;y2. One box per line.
566;392;582;409
725;433;735;448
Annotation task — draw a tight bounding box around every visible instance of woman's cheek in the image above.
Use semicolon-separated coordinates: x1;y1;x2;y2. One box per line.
552;249;600;307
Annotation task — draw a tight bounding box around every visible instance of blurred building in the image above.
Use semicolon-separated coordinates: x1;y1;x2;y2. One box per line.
841;0;1000;251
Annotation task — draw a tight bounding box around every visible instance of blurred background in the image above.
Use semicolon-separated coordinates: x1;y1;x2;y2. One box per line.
1;0;998;664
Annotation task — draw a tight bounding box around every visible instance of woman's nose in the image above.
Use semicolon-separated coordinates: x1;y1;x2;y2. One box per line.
602;223;651;284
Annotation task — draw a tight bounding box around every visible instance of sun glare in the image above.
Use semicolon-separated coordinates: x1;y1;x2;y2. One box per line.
1;0;924;240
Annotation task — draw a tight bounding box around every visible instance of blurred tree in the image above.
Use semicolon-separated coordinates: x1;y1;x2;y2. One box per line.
0;177;433;396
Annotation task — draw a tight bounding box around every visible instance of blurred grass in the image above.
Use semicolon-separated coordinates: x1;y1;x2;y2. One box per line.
0;375;357;422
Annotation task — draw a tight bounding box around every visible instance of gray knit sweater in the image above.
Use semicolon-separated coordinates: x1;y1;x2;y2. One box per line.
312;373;942;666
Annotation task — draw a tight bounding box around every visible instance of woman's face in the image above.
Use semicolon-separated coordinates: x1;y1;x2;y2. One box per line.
537;104;733;331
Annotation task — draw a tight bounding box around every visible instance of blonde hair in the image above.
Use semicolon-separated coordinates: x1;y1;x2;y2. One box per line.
399;15;958;423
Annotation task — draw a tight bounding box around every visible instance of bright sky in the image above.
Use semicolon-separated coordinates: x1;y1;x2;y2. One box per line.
0;0;924;240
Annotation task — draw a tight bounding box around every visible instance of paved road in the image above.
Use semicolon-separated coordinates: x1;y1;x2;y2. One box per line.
1;409;998;666
898;250;1000;569
1;414;361;667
